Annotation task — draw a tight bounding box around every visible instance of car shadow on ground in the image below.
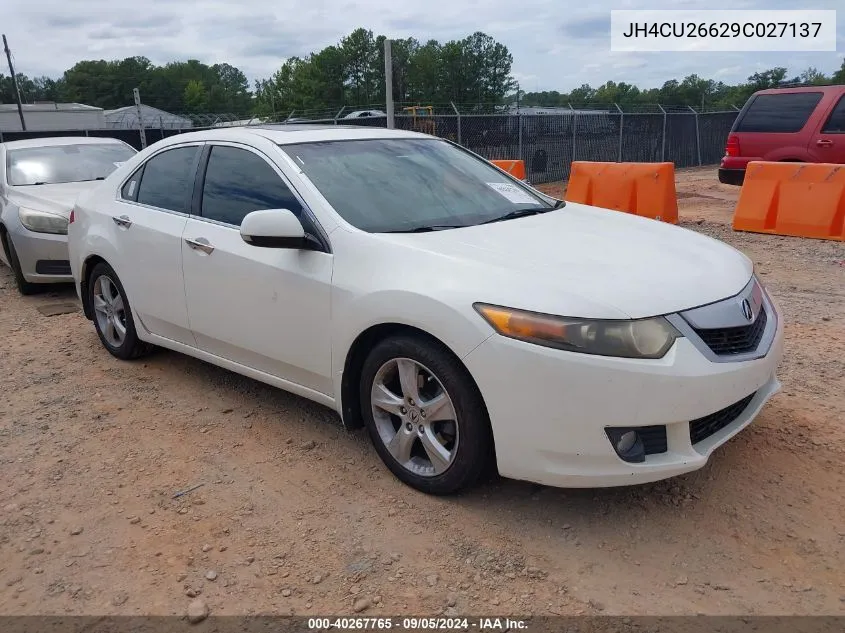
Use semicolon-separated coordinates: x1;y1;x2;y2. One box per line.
131;338;756;520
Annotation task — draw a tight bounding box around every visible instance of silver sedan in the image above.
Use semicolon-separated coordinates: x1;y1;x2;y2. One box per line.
0;137;137;294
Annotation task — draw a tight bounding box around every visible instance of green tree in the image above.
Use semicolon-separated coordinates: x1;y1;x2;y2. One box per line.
407;40;441;103
341;28;379;104
800;67;829;85
389;38;419;103
209;63;251;112
747;67;788;90
183;80;207;112
829;60;844;84
569;84;595;104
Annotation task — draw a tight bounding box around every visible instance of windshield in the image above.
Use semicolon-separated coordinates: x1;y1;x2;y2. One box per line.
7;143;137;186
280;138;552;232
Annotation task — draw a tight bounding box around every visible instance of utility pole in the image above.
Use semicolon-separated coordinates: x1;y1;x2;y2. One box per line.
516;82;520;114
2;34;27;131
384;39;394;129
133;88;147;149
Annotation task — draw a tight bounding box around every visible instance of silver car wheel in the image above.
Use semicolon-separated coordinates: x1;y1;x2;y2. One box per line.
92;274;127;348
370;357;459;477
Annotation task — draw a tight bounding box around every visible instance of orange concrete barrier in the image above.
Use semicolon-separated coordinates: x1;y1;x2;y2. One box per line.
491;159;526;181
564;161;678;224
733;161;845;241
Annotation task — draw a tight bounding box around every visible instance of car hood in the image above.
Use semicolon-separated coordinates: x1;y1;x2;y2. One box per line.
8;182;96;218
375;202;753;319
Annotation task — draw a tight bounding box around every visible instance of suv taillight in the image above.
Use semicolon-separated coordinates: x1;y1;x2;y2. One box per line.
725;134;741;157
68;209;75;224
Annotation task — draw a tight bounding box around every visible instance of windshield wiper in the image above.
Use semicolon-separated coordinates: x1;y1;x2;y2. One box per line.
480;206;554;225
77;177;106;182
382;224;465;233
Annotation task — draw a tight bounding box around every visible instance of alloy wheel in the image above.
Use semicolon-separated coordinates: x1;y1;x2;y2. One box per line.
370;357;459;477
92;275;128;348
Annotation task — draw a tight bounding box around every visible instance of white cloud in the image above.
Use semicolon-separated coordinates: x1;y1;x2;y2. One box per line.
4;0;844;96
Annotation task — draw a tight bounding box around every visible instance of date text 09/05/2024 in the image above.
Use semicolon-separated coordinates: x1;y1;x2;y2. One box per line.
307;617;528;630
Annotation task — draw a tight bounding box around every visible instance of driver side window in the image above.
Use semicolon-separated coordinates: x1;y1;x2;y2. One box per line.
200;146;303;227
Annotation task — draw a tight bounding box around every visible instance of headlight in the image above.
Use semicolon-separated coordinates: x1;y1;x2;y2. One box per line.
474;303;680;359
18;207;68;235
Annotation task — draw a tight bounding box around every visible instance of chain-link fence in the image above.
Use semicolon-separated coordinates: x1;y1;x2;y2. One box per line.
0;107;739;184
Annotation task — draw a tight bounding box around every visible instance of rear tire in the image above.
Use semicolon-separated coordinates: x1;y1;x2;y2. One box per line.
3;233;38;295
360;334;492;495
88;262;151;360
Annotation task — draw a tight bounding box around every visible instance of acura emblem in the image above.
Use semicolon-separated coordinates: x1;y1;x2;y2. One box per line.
741;298;753;321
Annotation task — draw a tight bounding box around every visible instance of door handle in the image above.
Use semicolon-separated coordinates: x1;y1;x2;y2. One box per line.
184;237;215;254
112;215;132;228
816;139;833;147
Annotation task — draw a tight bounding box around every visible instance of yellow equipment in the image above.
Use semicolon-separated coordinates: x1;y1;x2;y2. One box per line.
403;106;436;136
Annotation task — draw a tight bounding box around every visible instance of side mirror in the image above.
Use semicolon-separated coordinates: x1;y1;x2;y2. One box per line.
240;209;311;249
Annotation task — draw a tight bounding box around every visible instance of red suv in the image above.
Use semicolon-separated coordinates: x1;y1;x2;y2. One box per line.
719;85;845;185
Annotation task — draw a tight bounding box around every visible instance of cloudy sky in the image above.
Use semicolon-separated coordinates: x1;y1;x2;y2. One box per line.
5;0;844;92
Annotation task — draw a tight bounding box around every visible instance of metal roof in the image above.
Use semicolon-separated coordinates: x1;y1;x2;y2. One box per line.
0;103;102;112
0;136;129;149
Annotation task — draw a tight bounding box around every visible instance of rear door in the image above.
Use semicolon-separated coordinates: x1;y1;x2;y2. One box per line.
807;92;845;164
112;143;202;345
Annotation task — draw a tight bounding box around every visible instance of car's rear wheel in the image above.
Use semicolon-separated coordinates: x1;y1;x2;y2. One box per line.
360;335;492;495
3;233;38;295
88;262;150;360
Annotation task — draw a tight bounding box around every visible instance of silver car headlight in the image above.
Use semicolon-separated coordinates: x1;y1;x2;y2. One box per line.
18;206;68;235
474;303;680;359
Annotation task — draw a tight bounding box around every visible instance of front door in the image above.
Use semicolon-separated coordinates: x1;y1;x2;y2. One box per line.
181;143;333;395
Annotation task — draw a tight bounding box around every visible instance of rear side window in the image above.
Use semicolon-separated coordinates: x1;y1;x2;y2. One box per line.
822;96;845;133
136;146;200;213
735;92;823;133
200;145;302;226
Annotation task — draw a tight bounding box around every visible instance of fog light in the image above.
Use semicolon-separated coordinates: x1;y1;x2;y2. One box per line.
616;431;637;453
605;428;646;463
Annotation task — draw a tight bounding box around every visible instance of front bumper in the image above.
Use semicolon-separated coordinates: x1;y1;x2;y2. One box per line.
7;218;72;284
463;297;785;488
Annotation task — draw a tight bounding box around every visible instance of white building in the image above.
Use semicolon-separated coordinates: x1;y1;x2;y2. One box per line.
104;105;193;130
0;103;105;132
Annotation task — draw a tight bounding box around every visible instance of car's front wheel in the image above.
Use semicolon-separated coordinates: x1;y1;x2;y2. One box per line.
360;334;492;495
2;233;38;295
88;262;150;360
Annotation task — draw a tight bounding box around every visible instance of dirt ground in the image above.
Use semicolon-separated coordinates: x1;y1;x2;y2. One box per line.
1;167;843;618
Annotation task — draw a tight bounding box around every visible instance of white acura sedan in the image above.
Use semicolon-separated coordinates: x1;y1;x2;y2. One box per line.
68;125;784;495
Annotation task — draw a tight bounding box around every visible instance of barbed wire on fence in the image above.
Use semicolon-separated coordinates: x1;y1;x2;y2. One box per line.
98;100;743;130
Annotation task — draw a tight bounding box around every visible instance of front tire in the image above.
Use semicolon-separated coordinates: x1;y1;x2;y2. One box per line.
360;334;492;495
88;262;150;360
3;233;38;295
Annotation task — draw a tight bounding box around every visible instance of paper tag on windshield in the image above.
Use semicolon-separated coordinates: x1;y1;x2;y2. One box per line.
486;182;537;204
